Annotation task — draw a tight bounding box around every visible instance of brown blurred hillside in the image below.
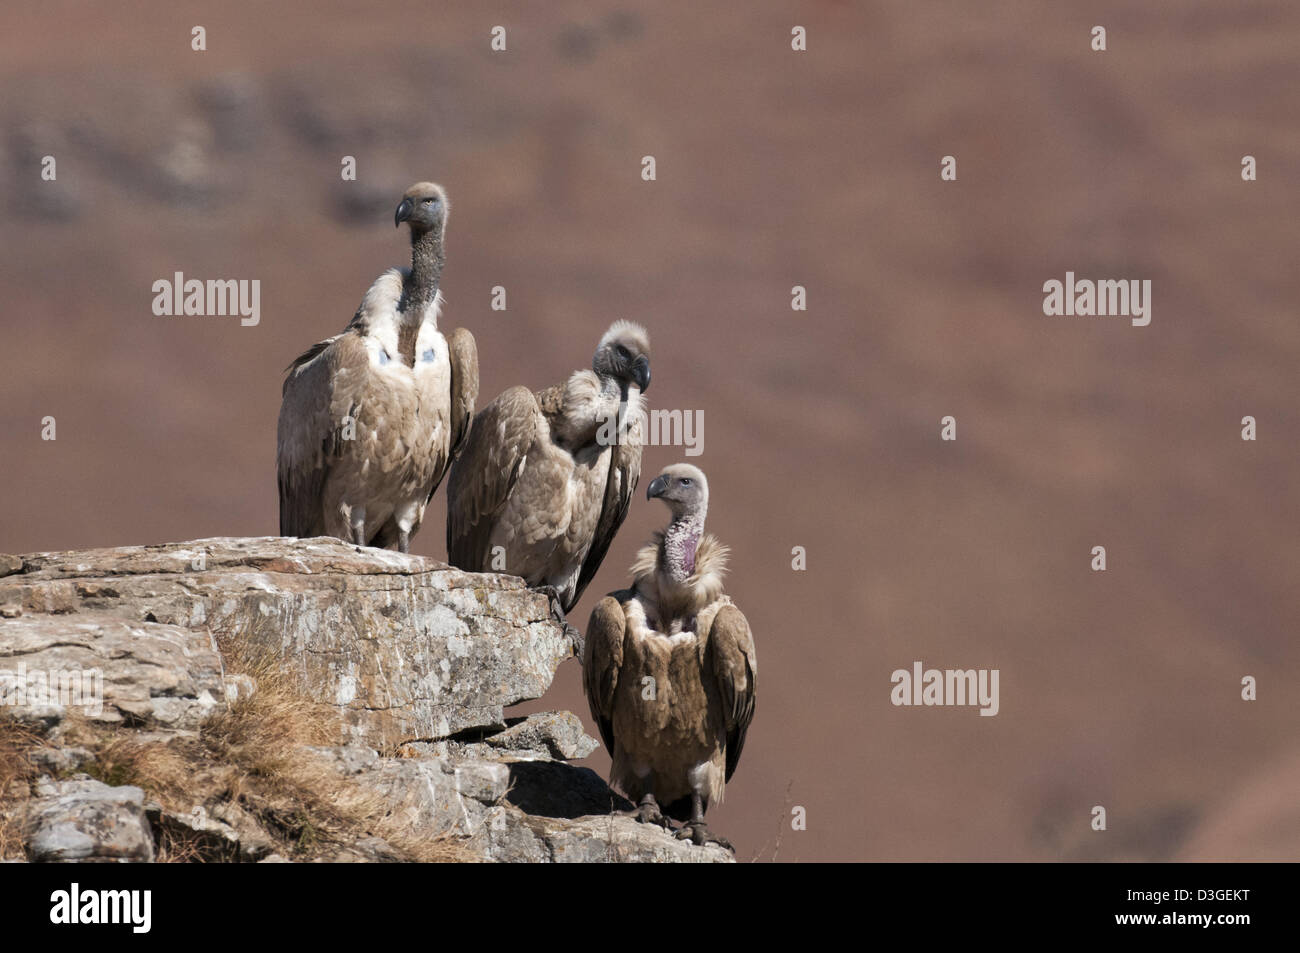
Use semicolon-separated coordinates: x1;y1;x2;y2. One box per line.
1;0;1297;861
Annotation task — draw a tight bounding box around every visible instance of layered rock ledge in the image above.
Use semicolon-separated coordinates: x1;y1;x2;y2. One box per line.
0;537;731;863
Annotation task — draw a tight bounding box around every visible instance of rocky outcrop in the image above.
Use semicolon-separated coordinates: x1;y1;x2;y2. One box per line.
3;537;570;745
0;537;731;863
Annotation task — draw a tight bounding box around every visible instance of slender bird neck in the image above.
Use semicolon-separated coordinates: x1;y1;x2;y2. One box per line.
405;227;445;314
663;511;706;582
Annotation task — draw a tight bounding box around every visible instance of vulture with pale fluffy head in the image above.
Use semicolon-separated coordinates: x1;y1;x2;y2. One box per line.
445;321;649;629
583;464;757;849
277;182;478;552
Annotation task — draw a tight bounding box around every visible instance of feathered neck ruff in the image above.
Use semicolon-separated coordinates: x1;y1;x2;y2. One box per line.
631;529;729;619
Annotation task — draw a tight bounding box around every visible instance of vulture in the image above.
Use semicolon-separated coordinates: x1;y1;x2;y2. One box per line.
445;321;649;632
277;182;478;552
583;464;757;849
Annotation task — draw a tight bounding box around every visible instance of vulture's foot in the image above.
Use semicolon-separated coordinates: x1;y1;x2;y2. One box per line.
397;530;411;554
676;822;734;852
624;795;674;831
537;585;584;656
536;585;567;623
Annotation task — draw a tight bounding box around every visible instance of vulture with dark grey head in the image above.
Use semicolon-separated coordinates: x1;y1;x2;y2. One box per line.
445;320;649;632
583;463;757;849
277;182;478;552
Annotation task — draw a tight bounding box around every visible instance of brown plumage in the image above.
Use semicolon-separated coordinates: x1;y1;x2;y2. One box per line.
277;182;478;552
445;320;649;622
583;464;756;849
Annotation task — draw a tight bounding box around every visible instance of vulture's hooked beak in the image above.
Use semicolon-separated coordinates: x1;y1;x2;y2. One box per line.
394;198;414;227
633;357;651;394
646;474;669;501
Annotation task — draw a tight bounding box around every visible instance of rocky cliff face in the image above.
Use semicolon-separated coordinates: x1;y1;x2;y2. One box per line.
0;538;731;863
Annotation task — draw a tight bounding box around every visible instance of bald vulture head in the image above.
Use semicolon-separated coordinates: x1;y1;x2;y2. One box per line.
647;463;707;519
394;181;449;239
593;320;651;394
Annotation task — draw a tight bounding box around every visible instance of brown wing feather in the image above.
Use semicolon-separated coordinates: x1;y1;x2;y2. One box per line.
708;604;757;782
281;335;339;396
445;326;479;465
278;465;325;537
570;435;641;612
277;334;348;537
445;386;539;571
583;594;630;757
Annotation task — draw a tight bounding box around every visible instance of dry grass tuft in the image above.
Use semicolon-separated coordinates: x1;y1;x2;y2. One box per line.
81;640;471;861
0;718;41;798
0;717;44;859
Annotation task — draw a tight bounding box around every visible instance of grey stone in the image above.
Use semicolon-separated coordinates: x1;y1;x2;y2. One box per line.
451;760;510;804
485;710;599;760
25;779;156;863
208;801;276;861
150;804;241;861
28;746;92;775
309;744;380;776
316;836;402;863
0;614;225;730
322;752;474;837
473;807;732;863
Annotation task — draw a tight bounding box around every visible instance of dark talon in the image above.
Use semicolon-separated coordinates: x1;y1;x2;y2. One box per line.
676;821;732;851
623;794;674;830
537;585;584;656
674;793;733;850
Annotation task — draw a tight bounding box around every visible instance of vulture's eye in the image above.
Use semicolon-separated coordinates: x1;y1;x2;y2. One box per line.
616;345;630;359
679;478;692;487
423;197;437;205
